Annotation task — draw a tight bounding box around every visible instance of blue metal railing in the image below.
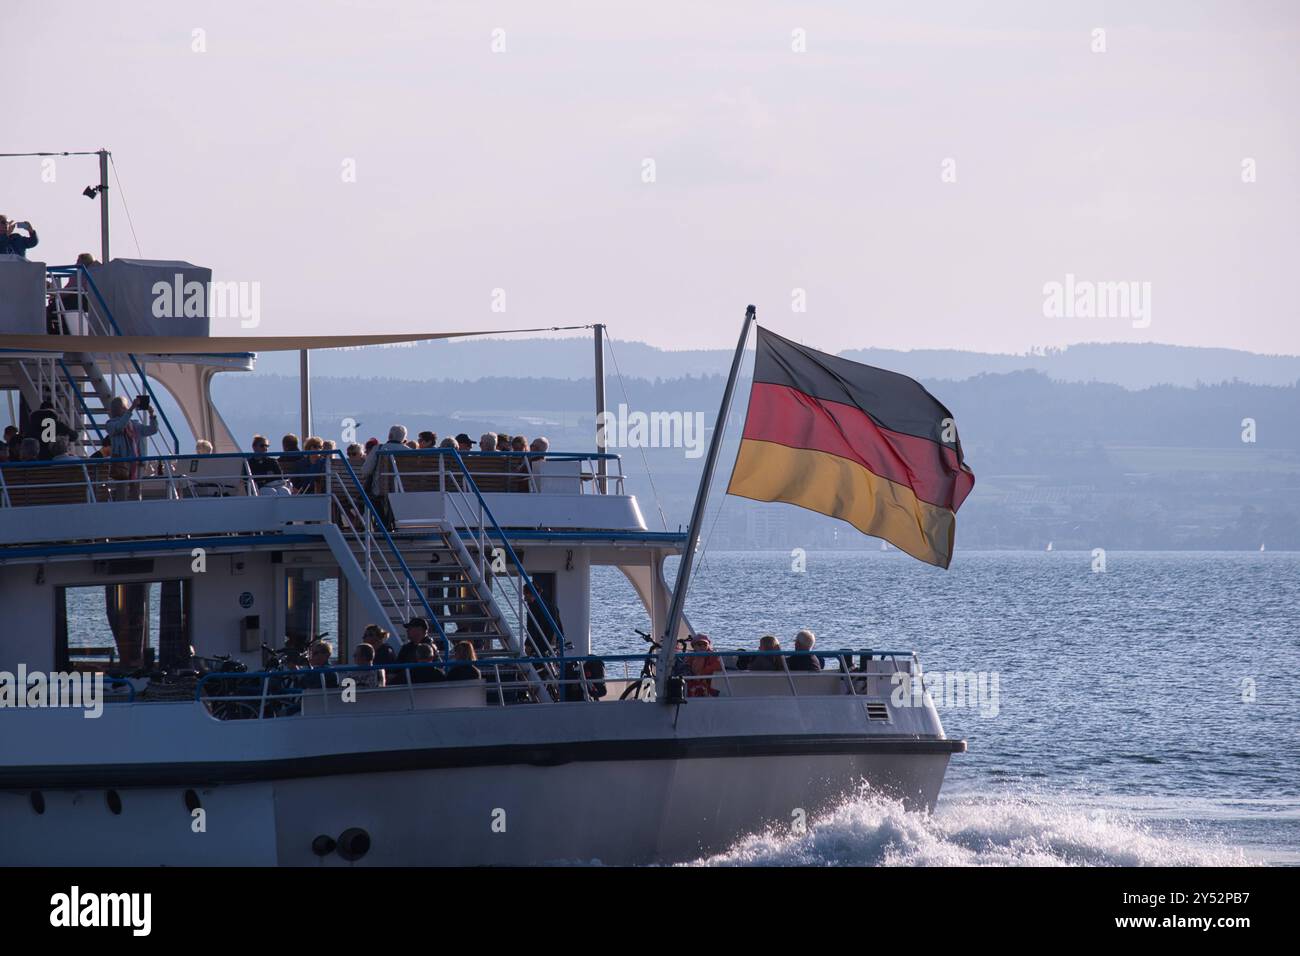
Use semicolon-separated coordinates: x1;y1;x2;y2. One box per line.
194;648;919;712
47;264;181;454
331;451;452;656
385;447;569;669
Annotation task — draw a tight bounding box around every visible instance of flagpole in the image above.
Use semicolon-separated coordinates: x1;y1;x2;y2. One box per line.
657;304;755;700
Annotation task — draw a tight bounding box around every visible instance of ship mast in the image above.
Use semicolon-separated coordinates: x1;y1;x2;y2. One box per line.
0;149;110;261
594;323;607;492
657;305;755;699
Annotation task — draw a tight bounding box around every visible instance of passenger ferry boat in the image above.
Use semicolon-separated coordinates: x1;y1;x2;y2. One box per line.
0;248;965;865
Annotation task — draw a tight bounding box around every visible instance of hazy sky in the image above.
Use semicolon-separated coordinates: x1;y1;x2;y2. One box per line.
4;0;1297;354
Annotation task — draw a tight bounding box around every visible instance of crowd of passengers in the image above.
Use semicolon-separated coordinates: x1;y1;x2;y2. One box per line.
294;619;485;691
284;617;595;703
244;426;551;497
285;623;868;702
681;629;866;698
1;400;553;499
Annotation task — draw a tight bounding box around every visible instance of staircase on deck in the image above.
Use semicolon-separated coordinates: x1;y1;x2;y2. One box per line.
12;266;178;460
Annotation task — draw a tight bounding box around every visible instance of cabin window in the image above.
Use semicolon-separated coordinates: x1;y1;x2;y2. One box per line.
56;579;193;672
284;568;344;660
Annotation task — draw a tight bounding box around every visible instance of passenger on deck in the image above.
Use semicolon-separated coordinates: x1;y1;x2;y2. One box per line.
195;439;214;455
362;624;399;666
305;640;340;689
686;634;723;697
280;433;305;484
4;425;21;458
787;629;823;671
396;616;433;664
409;642;446;683
495;433;511;452
503;435;530;490
478;432;497;453
446;641;482;681
0;215;38;257
417;431;437;449
17;438;39;461
104;396;159;499
90;435;113;458
0;444;8;463
439;436;456;449
55;252;97;321
747;635;783;671
50;437;80;461
293;436;326;493
27;401;78;460
247;434;283;488
351;643;384;688
345;442;365;470
361;425;408;490
529;436;549;455
455;433;474;453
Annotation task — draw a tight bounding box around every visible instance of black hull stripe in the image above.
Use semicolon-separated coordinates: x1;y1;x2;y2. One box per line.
1;735;965;790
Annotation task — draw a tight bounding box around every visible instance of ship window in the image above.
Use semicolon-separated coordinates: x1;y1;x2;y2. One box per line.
55;579;193;672
284;568;344;660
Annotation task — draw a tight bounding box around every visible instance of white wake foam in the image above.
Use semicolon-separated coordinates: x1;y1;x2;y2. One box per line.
694;790;1255;867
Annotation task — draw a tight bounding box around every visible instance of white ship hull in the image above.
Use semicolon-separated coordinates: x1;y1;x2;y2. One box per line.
0;692;960;866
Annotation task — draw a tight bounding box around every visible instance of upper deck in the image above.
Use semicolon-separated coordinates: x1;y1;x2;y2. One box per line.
0;448;650;551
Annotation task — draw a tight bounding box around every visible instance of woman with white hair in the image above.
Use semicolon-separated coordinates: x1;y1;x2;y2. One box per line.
360;424;410;489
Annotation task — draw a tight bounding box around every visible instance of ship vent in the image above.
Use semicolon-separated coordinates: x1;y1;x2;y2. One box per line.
863;701;890;721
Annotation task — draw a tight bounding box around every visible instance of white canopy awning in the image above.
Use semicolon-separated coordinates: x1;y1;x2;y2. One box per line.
0;328;581;354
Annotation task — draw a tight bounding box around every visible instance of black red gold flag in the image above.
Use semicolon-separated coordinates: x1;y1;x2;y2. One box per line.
727;327;975;568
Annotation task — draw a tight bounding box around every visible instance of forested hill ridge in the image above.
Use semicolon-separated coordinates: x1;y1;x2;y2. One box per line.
211;367;1300;551
251;339;1300;390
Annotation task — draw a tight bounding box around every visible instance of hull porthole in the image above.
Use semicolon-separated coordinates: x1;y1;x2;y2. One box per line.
106;790;123;815
311;835;337;857
336;827;371;861
30;791;45;815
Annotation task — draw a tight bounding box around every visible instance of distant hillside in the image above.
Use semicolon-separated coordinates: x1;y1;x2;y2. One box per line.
251;338;1300;390
209;369;1300;550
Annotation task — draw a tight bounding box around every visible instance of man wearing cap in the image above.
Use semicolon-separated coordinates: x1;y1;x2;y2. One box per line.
396;616;434;664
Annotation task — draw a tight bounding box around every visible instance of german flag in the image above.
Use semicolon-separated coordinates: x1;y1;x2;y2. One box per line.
727;327;975;568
